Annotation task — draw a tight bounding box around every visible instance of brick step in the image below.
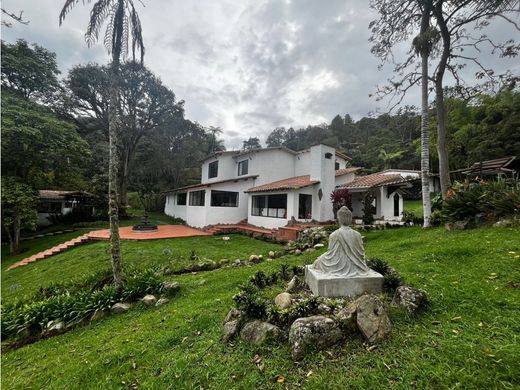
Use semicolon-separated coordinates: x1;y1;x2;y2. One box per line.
7;234;91;271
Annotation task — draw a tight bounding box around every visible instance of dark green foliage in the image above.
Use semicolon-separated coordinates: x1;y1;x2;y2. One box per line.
402;211;424;225
362;191;376;225
232;284;268;320
366;258;390;275
268;297;321;329
442;179;520;222
383;273;404;294
249;271;268;289
1;267;166;341
279;264;291;281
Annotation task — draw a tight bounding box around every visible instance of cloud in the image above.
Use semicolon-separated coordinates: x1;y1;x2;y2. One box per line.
2;0;518;149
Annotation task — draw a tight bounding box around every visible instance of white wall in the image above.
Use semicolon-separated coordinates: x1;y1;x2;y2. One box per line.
310;145;335;222
245;149;296;185
164;193;187;221
294;151;311;176
201;154;237;184
335;172;356;187
379;189;403;221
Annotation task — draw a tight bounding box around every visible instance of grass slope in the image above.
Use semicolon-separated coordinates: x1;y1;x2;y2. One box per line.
2;227;520;389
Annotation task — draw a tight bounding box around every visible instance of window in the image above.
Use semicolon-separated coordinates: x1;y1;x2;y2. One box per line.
298;194;312;219
252;194;287;218
335;161;340;170
238;159;248;176
177;193;187;205
208;161;218;179
211;190;238;207
325;152;333;159
189;190;205;206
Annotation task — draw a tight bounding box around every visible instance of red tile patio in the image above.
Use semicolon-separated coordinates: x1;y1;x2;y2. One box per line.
87;225;211;240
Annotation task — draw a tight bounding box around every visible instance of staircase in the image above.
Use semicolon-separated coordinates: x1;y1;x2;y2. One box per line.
205;223;275;239
7;234;91;271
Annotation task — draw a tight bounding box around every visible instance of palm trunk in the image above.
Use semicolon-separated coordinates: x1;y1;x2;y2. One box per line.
435;3;451;199
419;3;432;228
109;59;124;291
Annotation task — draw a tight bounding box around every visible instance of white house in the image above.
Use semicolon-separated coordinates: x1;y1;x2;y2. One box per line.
164;144;418;229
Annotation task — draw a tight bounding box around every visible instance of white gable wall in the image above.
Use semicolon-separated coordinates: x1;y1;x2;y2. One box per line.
244;149;296;185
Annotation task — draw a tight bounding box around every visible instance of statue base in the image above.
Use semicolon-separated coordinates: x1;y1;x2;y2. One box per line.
305;265;384;298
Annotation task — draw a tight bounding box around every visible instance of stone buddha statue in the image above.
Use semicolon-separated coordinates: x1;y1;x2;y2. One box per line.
312;206;371;276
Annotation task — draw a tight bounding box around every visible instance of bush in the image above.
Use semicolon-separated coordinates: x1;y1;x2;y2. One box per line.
383;273;404;294
442;178;520;223
233;284;268;320
366;258;390;275
1;267;167;341
287;227;329;251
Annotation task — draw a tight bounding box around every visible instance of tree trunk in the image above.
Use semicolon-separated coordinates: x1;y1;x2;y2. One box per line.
434;3;451;199
108;59;124;291
419;3;432;228
119;150;130;213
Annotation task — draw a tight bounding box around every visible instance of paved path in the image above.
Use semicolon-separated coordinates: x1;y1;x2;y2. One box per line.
88;225;211;240
7;225;211;271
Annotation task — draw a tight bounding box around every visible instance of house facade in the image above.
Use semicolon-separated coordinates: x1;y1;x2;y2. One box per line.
37;190;94;226
164;144;416;229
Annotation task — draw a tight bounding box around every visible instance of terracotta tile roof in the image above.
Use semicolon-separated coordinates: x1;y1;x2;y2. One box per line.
335;167;361;177
461;156;518;176
164;175;259;193
339;173;410;190
246;175;319;193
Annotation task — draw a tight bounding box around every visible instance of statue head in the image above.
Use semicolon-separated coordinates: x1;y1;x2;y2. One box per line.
337;206;352;226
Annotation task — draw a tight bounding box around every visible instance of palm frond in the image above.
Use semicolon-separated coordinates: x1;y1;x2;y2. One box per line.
59;0;82;25
129;2;144;63
85;0;113;47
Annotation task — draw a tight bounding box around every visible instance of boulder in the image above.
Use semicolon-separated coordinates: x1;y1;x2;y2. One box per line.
289;316;343;360
335;305;358;334
223;308;242;324
155;298;170;307
392;286;428;314
352;295;391;344
240;321;282;345
493;219;513;228
474;213;487;226
141;295;157;306
314;243;325;249
274;292;292;309
268;251;276;258
162;281;180;294
294;249;302;255
46;320;65;332
111;302;131;314
286;276;301;293
90;309;106;322
222;320;241;342
453;220;470;230
249;255;262;263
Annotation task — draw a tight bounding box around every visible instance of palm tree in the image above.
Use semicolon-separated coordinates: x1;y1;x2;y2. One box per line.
59;0;144;290
412;0;436;228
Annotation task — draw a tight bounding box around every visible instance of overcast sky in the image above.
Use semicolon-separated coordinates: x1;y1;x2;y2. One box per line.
2;0;518;149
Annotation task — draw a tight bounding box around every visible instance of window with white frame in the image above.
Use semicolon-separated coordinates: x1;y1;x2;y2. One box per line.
189;190;205;206
238;159;248;176
208;161;218;178
252;194;287;218
211;190;238;207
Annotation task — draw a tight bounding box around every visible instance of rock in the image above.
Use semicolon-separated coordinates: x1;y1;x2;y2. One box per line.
90;309;106;322
317;304;332;315
111;302;131;314
286;276;301;293
249;254;262;263
222;320;241;342
162;281;180;294
453;220;470;230
223;308;242;324
474;213;487;226
445;222;454;231
155;298;169;307
268;250;276;258
335;305;358;333
289;316;343;360
232;259;241;267
274;292;292;309
240;321;282;345
493;219;513;228
352;295;391;344
392;286;428;314
294;249;302;255
47;320;65;331
314;243;325;249
141;295;157;306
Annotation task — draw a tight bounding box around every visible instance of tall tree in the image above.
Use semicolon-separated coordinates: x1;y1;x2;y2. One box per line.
431;0;520;198
60;0;145;291
66;62;184;206
1;40;62;105
242;137;262;150
370;0;435;226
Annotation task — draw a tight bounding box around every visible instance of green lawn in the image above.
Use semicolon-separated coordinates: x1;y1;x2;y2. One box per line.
404;199;424;216
2;226;520;389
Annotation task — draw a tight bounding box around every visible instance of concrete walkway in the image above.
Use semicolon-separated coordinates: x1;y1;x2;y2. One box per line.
7;225;211;271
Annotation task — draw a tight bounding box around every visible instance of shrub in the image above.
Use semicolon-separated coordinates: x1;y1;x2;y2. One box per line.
366;258;390;275
362;191;376;225
287;227;329;251
383;273;404;294
233;284;268;320
268;296;320;329
1;267;167;341
442;178;520;223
